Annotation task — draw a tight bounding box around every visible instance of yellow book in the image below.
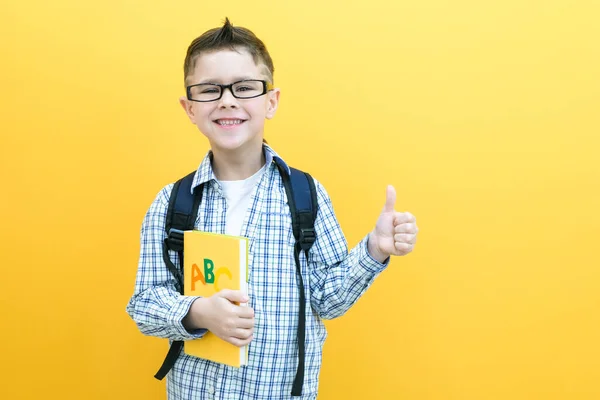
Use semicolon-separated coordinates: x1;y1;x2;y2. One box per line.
183;230;249;367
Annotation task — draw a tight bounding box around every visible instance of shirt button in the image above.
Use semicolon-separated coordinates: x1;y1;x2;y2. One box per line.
208;385;215;395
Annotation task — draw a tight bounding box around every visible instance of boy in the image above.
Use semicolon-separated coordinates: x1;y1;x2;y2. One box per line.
126;18;418;400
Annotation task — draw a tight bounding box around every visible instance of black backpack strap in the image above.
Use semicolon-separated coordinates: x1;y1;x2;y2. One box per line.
278;166;318;397
154;341;184;380
154;171;203;380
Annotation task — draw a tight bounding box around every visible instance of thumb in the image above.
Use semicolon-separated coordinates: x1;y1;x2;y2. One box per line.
218;289;249;304
383;185;396;213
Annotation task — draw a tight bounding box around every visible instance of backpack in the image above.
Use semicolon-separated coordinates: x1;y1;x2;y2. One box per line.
153;163;318;397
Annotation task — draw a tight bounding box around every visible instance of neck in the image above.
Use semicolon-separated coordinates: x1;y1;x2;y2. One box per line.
211;142;266;181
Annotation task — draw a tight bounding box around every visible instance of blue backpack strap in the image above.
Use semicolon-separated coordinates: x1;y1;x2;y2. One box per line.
288;168;318;252
279;166;318;397
161;170;202;291
154;171;203;381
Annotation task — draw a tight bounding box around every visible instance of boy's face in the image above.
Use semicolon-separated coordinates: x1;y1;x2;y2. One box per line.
180;49;280;154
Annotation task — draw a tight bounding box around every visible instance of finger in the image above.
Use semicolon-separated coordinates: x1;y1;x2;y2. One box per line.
227;335;253;348
395;212;416;225
236;317;255;329
219;289;249;304
393;212;416;226
220;322;253;338
394;243;414;256
395;242;412;251
394;233;416;244
394;223;418;234
236;306;255;319
383;185;396;213
230;327;253;340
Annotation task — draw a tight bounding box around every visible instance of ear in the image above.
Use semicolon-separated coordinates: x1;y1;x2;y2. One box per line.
179;96;196;123
265;88;280;120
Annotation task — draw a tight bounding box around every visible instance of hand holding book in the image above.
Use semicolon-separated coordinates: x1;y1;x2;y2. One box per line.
183;290;254;348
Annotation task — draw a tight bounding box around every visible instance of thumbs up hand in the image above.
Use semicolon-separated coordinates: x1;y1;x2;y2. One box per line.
367;185;418;263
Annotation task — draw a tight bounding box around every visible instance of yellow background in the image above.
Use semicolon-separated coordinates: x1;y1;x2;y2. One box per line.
1;0;599;399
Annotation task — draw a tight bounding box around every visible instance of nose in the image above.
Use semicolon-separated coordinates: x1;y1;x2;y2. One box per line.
218;87;239;109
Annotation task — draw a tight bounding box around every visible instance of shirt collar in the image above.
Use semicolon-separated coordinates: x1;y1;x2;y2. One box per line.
190;143;291;193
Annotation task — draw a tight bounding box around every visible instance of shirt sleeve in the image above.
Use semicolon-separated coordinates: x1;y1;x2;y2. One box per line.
308;179;390;320
125;184;208;341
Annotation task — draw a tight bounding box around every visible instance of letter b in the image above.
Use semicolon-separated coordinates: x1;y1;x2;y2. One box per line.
204;258;215;284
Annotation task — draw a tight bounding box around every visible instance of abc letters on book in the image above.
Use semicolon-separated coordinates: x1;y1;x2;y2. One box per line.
183;231;249;367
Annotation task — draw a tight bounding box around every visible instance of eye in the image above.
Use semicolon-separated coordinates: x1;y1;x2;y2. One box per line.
235;86;253;92
201;87;220;94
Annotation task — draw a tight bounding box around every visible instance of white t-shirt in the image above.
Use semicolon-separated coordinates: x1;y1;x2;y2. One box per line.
218;164;266;236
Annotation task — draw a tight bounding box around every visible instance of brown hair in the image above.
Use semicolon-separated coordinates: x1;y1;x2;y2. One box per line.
183;18;275;87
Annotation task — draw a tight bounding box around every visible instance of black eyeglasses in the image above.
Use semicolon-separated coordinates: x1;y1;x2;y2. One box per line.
186;79;273;102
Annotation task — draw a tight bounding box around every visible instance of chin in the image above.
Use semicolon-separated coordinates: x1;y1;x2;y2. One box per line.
211;136;260;152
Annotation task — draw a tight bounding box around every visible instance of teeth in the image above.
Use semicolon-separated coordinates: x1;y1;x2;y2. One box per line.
218;119;243;125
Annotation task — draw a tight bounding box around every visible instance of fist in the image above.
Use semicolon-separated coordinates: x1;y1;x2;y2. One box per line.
368;185;418;262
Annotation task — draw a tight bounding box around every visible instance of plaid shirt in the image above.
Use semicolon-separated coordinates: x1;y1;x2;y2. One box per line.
126;144;389;400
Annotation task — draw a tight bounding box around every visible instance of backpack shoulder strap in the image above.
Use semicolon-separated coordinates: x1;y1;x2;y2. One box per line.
283;167;318;252
161;170;203;291
154;170;203;381
278;165;318;397
166;170;202;241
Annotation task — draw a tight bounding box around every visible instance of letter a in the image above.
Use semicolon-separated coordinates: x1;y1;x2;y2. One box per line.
191;263;205;291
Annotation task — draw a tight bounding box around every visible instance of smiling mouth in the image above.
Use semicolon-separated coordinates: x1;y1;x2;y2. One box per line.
214;119;247;126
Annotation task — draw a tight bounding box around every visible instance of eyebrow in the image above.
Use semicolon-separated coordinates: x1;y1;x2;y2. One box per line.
197;76;258;85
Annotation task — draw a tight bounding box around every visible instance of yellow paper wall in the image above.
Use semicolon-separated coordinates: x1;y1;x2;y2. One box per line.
1;1;599;399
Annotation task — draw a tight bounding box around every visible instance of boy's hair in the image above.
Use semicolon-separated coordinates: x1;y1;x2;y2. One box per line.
183;18;275;86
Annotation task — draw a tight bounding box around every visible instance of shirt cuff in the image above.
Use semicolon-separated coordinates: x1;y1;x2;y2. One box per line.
359;234;390;274
169;295;209;340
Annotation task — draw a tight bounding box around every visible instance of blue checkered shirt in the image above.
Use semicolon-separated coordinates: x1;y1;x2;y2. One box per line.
126;145;389;400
